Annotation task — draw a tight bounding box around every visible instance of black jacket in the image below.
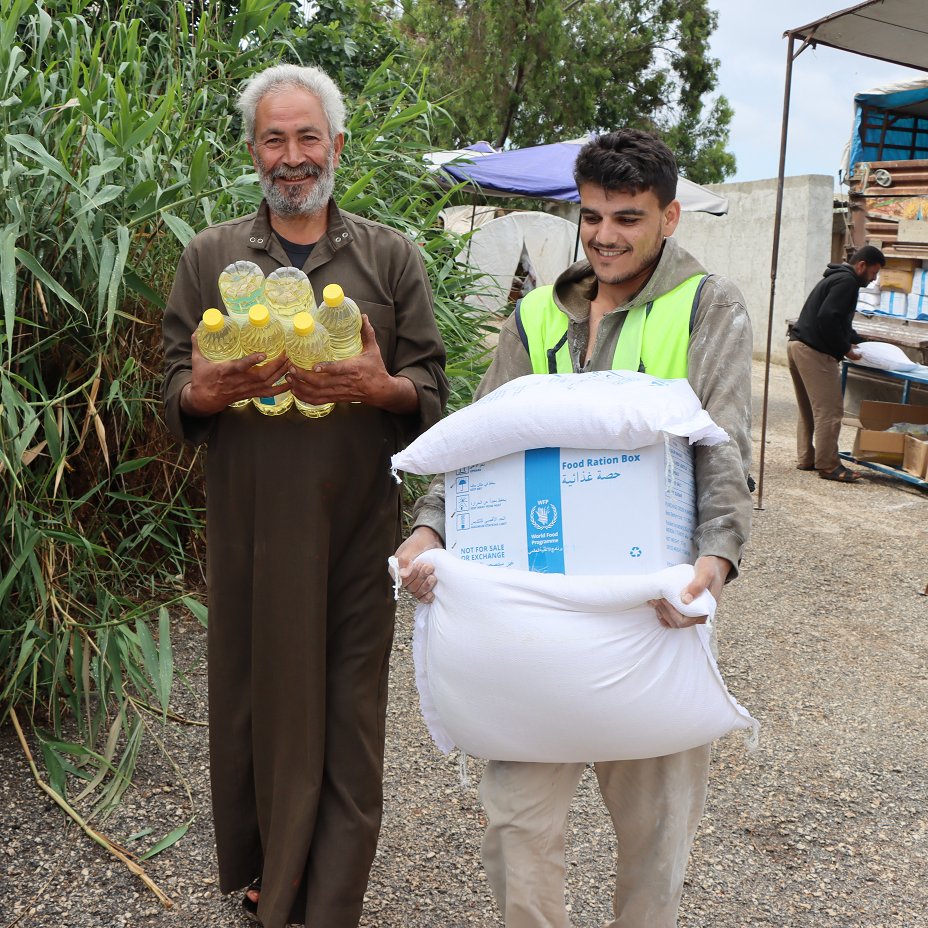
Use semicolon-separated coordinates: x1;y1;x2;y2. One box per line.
789;263;864;360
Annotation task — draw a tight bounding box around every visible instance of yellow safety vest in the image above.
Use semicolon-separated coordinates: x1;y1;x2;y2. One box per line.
515;274;709;378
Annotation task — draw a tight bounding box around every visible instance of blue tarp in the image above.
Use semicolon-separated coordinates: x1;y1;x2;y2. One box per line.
442;141;586;201
439;138;729;215
849;83;928;173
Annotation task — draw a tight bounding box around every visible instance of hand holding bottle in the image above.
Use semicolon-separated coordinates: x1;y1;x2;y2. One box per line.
182;333;290;417
285;315;417;413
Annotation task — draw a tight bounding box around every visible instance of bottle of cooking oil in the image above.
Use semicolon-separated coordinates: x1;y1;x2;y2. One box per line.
218;261;266;326
287;311;334;419
264;266;316;330
316;283;362;360
195;308;250;408
239;304;292;416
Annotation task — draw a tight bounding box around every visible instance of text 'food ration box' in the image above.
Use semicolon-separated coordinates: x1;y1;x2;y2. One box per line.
444;435;696;575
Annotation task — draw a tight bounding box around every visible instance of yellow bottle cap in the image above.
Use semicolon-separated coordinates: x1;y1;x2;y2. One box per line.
202;308;224;332
292;311;315;336
248;304;270;327
322;284;344;307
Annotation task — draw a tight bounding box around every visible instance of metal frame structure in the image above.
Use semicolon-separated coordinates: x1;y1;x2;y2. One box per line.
757;0;928;509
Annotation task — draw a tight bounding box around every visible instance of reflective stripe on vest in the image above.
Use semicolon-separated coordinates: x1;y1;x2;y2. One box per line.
515;274;709;379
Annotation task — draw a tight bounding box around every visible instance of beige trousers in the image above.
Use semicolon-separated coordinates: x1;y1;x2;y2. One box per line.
786;338;844;471
479;746;711;928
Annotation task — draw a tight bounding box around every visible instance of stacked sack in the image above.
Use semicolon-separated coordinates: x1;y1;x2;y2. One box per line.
867;256;928;320
877;259;912;318
391;371;758;763
856;278;881;315
909;262;928;320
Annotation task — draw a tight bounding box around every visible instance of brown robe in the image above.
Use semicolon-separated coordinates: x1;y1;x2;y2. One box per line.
162;201;448;928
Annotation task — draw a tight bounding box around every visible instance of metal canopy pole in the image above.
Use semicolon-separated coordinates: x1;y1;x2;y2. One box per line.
756;32;811;510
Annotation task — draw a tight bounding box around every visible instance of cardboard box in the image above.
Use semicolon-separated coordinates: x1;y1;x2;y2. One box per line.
445;436;696;575
852;401;928;466
903;434;928;479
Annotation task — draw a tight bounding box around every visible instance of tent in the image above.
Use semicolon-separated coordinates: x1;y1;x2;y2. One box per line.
449;211;580;312
425;138;729;311
760;0;928;508
434;137;729;215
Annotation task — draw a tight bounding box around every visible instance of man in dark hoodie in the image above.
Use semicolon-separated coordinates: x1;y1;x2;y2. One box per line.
787;245;885;482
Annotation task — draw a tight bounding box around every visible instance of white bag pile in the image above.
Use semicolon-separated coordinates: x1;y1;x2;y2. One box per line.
392;371;757;763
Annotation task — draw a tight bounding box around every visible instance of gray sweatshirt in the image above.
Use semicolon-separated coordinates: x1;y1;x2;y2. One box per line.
412;236;753;577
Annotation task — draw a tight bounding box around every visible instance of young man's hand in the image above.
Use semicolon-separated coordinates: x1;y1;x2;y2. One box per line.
393;526;444;603
648;555;732;628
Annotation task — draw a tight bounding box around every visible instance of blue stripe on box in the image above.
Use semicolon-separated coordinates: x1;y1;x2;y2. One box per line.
524;447;565;573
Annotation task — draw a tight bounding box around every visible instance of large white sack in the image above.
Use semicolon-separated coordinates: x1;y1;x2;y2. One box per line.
412;549;757;762
392;371;729;476
854;341;919;372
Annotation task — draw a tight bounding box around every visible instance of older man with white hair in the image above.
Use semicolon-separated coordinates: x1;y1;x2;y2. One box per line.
161;64;448;928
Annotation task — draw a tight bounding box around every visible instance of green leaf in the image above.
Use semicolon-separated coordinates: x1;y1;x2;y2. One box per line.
125;178;157;208
123;268;166;310
41;743;68;799
135;618;161;707
157;607;173;721
160;212;196;247
182;595;208;628
96;236;116;327
138;820;192;861
189;140;209;196
113;455;156;476
43;405;61;462
72;184;126;219
0;224;16;359
0;533;40;603
3;134;85;193
105;225;131;334
337;168;377;211
14;246;84;313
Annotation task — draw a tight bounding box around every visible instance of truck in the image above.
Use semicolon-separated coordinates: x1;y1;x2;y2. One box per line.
842;78;928;366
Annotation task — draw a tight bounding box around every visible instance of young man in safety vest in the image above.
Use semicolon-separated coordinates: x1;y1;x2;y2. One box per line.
394;129;753;928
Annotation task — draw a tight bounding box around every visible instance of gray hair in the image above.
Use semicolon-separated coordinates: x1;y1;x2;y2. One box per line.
236;64;346;144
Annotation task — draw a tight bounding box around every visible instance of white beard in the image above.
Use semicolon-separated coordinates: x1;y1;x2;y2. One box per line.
255;149;336;218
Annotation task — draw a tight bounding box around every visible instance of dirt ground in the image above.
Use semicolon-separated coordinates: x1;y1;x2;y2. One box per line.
2;359;926;928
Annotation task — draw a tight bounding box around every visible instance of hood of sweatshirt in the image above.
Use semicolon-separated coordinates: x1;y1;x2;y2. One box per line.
822;262;858;282
551;237;708;321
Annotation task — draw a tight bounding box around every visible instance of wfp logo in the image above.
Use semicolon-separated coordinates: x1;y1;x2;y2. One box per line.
529;501;559;530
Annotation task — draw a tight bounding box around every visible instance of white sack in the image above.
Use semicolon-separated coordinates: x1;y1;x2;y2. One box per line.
910;267;928;296
412;549;757;762
855;341;919;372
908;292;928;320
392;371;729;477
856;288;880;307
879;290;907;317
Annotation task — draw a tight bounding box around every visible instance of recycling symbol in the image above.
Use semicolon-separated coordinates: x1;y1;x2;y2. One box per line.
630;546;642;558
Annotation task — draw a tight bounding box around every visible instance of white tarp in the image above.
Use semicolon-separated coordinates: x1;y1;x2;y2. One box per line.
454;211;579;312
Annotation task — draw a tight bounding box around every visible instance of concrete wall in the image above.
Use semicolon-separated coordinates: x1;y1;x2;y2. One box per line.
673;175;834;366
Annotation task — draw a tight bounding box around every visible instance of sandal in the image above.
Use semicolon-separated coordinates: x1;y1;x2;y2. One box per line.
819;465;862;482
796;464;815;471
242;877;261;923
